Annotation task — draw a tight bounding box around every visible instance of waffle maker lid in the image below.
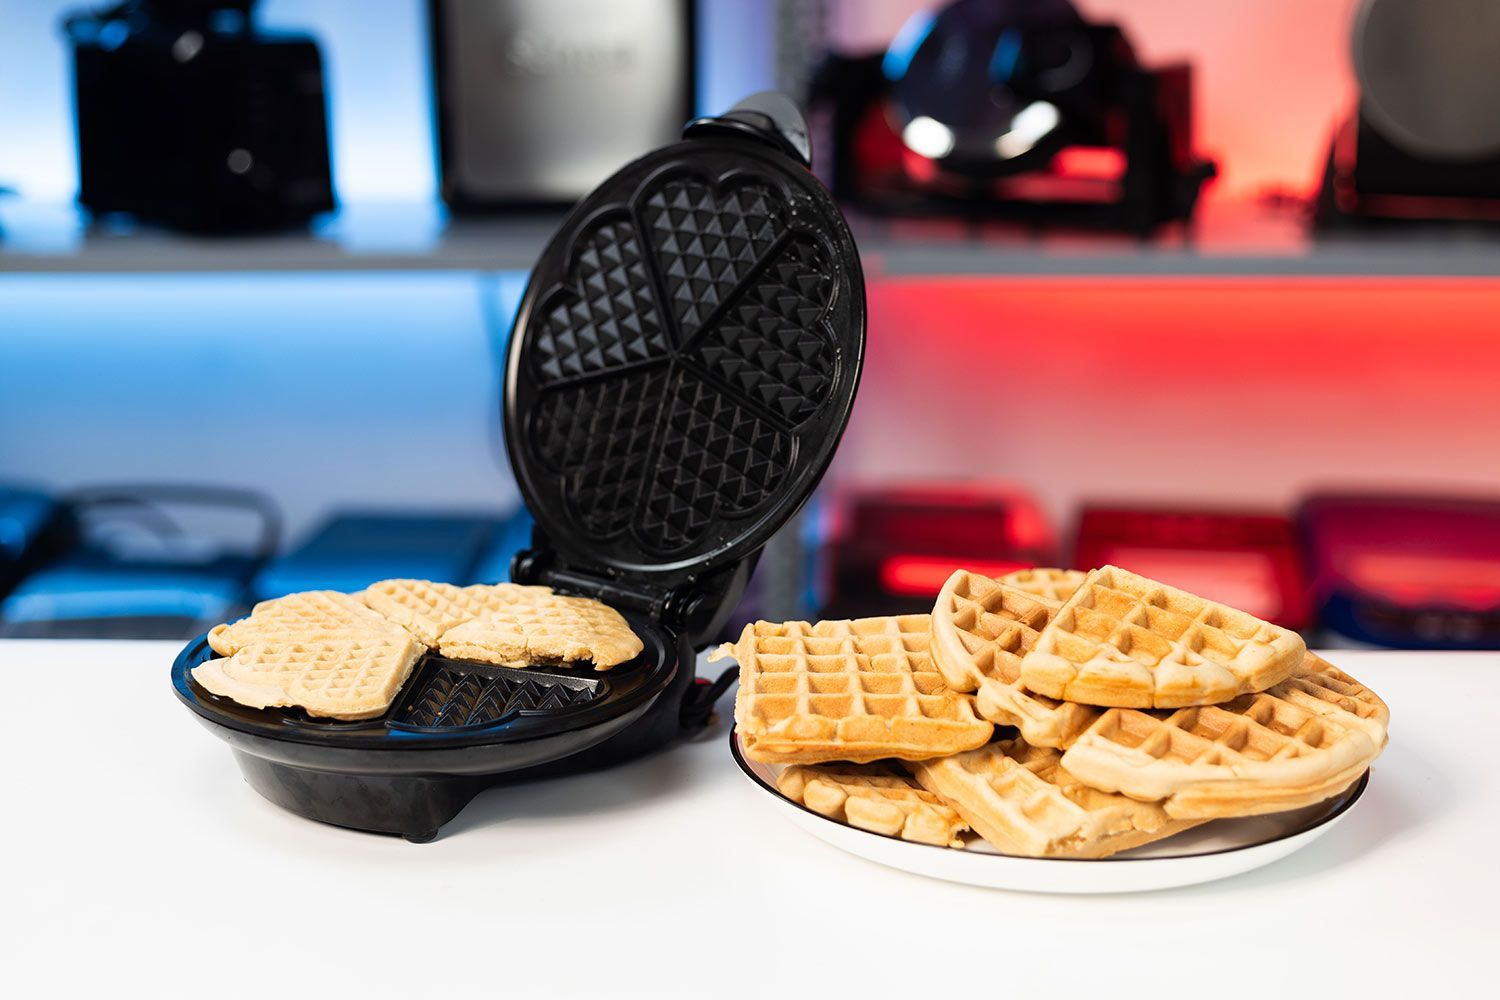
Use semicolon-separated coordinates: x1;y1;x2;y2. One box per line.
505;92;866;600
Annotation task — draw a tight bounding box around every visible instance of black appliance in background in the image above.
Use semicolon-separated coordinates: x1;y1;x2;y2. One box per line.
0;486;73;602
429;0;696;209
820;484;1057;619
811;0;1214;234
1316;0;1500;227
0;484;280;639
63;0;334;232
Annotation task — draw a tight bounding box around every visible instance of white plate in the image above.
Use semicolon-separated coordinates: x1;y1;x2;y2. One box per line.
731;731;1368;894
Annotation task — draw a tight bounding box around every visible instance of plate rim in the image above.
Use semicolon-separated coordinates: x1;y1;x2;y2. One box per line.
729;726;1369;864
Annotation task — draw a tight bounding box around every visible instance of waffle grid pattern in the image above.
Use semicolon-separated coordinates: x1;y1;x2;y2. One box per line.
777;765;968;846
1022;565;1305;708
192;634;423;721
525;167;845;557
725;616;993;764
1061;662;1388;818
998;568;1086;607
360;580;555;647
912;739;1194;858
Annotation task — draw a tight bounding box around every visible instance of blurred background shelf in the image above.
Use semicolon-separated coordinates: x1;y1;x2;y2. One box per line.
10;196;1500;276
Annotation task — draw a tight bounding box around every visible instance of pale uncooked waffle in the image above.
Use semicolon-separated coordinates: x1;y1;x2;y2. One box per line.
360;579;556;646
911;739;1201;858
191;631;425;720
437;593;643;670
777;765;968;847
999;568;1086;608
1059;656;1389;819
1020;565;1306;708
715;615;993;765
929;569;1101;748
207;590;410;656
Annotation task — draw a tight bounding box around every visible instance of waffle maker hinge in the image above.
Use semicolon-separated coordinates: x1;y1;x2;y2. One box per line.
511;546;756;648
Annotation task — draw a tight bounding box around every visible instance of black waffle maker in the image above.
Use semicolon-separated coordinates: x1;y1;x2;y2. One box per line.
171;93;867;842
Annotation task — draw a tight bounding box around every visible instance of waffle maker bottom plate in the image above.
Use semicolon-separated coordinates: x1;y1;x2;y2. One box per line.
172;613;682;841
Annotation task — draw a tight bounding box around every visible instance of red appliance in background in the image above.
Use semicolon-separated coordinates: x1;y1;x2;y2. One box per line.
1301;494;1500;649
1073;506;1312;630
820;483;1056;618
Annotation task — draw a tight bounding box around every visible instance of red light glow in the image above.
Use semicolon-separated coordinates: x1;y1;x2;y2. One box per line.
1347;553;1500;611
879;556;1028;597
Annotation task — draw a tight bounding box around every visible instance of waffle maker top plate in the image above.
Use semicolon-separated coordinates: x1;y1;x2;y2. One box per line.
170;93;867;841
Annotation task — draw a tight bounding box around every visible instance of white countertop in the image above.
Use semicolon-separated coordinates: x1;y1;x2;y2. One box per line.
2;642;1492;997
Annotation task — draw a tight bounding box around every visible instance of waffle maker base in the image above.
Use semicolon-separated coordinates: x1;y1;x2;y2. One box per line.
172;613;686;842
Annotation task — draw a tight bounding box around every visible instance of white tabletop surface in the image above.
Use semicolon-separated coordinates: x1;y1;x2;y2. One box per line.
2;642;1492;997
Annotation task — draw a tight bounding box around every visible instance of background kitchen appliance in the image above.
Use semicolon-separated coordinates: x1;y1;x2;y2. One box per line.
1301;493;1500;649
428;0;696;209
0;485;71;603
1073;506;1312;630
62;0;334;232
812;0;1214;233
820;483;1056;618
1316;0;1500;227
249;510;507;601
2;484;279;639
172;92;867;841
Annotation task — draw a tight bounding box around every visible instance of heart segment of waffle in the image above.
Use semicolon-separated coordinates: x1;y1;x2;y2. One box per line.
1020;565;1306;708
998;568;1087;608
207;590;410;656
930;570;1102;749
911;739;1202;858
1060;657;1389;819
438;594;643;671
777;765;968;847
191;632;425;721
716;615;993;764
360;579;556;647
514;154;860;566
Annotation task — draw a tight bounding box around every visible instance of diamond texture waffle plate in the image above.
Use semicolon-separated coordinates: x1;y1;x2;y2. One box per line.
394;661;603;730
508;141;865;575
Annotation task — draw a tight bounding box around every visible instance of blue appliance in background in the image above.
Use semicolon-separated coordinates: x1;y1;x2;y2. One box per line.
251;508;529;600
0;484;280;639
0;484;72;601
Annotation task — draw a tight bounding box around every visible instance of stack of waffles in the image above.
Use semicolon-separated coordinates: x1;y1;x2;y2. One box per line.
718;565;1390;859
192;579;644;720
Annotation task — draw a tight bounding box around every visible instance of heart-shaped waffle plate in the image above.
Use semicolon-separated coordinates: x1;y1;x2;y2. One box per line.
507;133;865;578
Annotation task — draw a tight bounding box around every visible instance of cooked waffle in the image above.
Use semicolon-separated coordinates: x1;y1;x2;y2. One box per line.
191;631;425;720
438;593;643;670
929;569;1102;748
999;568;1086;608
1020;565;1306;708
911;739;1201;858
716;615;993;764
777;765;968;847
360;579;556;647
1060;656;1388;819
207;590;410;656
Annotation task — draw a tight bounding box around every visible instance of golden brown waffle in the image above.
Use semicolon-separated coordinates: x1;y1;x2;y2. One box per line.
207;590;410;656
1060;656;1388;819
438;593;643;670
777;765;968;847
360;579;555;646
911;739;1201;858
999;568;1086;607
191;631;425;720
930;570;1101;748
716;615;993;764
1020;565;1306;708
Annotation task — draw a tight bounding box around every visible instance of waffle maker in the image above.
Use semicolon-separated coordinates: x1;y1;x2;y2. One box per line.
171;92;867;842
